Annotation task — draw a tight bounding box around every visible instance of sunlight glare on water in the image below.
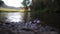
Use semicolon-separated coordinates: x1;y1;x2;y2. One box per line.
5;12;24;22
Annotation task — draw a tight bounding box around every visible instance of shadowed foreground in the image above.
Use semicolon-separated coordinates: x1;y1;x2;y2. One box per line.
0;22;59;34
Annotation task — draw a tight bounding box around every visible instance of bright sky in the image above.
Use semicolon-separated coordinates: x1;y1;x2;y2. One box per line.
2;0;24;7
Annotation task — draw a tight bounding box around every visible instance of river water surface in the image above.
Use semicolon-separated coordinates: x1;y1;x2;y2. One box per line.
0;12;24;22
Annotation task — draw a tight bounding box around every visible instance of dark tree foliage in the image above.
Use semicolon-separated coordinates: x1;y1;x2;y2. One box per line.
31;0;60;29
0;0;4;6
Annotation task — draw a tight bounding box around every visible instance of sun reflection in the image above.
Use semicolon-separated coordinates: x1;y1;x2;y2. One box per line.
6;12;23;22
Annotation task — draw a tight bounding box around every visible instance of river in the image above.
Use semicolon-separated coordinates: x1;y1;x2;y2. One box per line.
0;12;25;22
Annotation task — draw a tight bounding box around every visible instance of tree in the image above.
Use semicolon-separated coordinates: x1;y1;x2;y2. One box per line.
22;0;30;7
31;0;60;29
31;0;60;19
22;0;31;23
0;0;4;6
